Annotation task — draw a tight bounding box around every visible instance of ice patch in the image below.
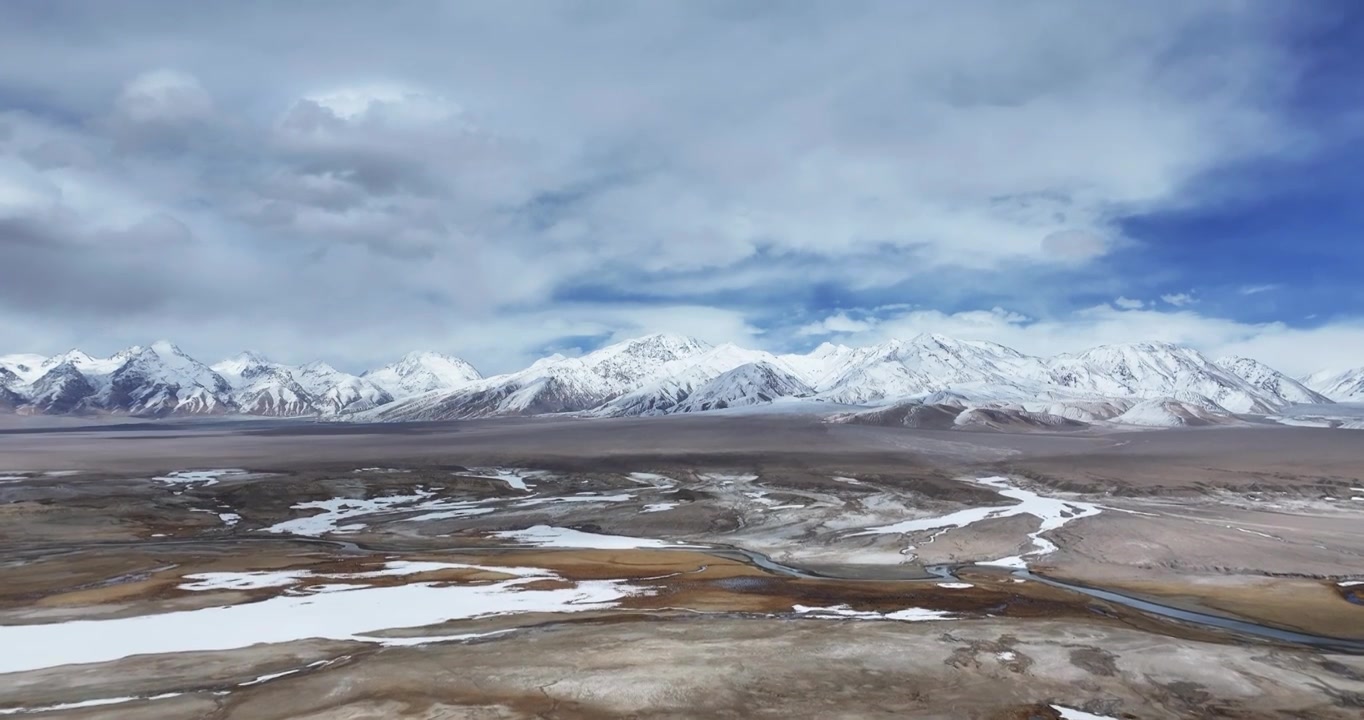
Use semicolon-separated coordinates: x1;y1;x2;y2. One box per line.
467;467;545;492
491;525;683;549
936;582;974;589
0;693;182;716
372;628;513;648
180;570;310;591
996;651;1017;662
154;469;249;487
514;493;632;507
267;492;434;536
641;503;679;513
626;472;675;488
1268;416;1334;428
851;476;1104;570
977;555;1028;570
0;568;642;674
179;561;546;592
792;604;954;622
42;471;80;477
1230;526;1279;540
833;476;863;485
406;506;497;522
1051;705;1118;720
218;512;241;526
745;491;776;506
1340;581;1364;587
700;473;758;484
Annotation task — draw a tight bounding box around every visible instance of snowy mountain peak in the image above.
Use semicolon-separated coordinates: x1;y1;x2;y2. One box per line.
1215;356;1329;406
1302;366;1364;402
674;361;813;413
363;350;482;397
0;332;1349;423
45;349;96;368
580;333;713;384
211;351;278;384
1049;342;1279;414
233;350;272;364
149;339;190;357
597;333;711;361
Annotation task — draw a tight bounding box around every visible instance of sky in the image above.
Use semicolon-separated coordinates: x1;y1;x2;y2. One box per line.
2;1;1363;376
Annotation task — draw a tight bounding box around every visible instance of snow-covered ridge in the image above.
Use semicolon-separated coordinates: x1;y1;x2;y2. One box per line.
0;332;1353;425
1;343;480;418
1303;366;1364;402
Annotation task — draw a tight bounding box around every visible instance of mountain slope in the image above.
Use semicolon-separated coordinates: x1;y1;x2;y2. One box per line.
212;352;321;416
672;362;813;413
1216;356;1331;406
0;354;48;384
22;362;97;414
93;342;235;416
1046;342;1282;414
370;333;719;421
814;334;1050;404
363;352;482;397
294;362;392;414
1303;367;1364;402
0;334;1341;424
1111;398;1240;427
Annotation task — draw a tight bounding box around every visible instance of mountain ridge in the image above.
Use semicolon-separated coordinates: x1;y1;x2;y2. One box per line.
0;334;1354;426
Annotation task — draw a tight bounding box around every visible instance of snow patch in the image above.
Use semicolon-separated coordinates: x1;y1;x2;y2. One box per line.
0;693;182;716
1051;705;1118;720
491;525;683;549
791;604;954;622
0;566;642;674
851;476;1103;569
154;468;249;486
266;492;434;536
467;467;543;491
514;493;632;507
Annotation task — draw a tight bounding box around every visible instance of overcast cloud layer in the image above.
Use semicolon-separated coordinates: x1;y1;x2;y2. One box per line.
2;1;1361;375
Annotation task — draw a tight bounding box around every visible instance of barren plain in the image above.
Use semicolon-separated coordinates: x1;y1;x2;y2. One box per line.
1;415;1362;719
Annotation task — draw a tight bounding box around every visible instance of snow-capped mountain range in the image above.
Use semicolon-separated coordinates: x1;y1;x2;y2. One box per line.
0;342;482;418
0;333;1356;428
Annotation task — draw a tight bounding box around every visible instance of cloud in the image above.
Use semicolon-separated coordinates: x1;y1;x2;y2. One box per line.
796;312;877;336
1160;293;1195;307
1239;284;1279;295
1113;296;1144;310
114;69;213;125
0;3;1347;370
1042;230;1111;262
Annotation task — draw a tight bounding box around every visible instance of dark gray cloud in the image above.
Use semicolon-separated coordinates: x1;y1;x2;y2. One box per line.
0;1;1331;371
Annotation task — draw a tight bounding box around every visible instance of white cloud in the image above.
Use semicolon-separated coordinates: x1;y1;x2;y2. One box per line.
1113;296;1144;310
1160;292;1195;307
797;312;877;336
114;69;213;124
1239;284;1278;295
0;4;1342;370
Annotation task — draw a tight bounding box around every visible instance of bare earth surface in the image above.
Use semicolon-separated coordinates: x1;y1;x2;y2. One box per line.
1;415;1362;718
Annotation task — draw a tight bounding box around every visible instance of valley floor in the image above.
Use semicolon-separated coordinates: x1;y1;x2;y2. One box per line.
1;416;1362;718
